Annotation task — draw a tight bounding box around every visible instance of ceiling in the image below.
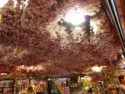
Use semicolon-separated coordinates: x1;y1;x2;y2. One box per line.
0;0;123;76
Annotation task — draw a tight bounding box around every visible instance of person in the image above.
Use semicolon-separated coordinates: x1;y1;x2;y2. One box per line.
118;74;125;94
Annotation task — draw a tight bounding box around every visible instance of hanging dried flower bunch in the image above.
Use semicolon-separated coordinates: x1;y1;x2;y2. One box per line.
0;0;121;76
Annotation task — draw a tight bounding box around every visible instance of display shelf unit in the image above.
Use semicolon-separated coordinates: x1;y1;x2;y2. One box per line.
0;79;15;94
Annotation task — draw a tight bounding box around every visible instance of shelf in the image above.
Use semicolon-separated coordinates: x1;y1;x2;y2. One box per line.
0;79;15;94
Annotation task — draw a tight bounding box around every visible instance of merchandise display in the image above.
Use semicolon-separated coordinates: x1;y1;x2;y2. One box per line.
0;79;15;94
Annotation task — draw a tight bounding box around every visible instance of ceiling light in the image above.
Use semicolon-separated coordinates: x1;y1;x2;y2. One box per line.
0;72;8;76
48;78;51;81
58;7;93;35
65;8;85;26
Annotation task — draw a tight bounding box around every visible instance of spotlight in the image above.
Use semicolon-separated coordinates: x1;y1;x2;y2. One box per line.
58;8;93;35
65;8;85;26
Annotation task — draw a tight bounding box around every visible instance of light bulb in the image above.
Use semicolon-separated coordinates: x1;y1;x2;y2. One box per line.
65;8;85;26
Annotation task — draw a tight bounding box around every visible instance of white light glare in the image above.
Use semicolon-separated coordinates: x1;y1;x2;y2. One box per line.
65;8;85;26
48;78;51;81
0;73;8;76
91;66;106;72
119;60;125;69
0;0;9;8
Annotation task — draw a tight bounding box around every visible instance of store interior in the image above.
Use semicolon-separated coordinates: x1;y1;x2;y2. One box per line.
0;0;125;94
